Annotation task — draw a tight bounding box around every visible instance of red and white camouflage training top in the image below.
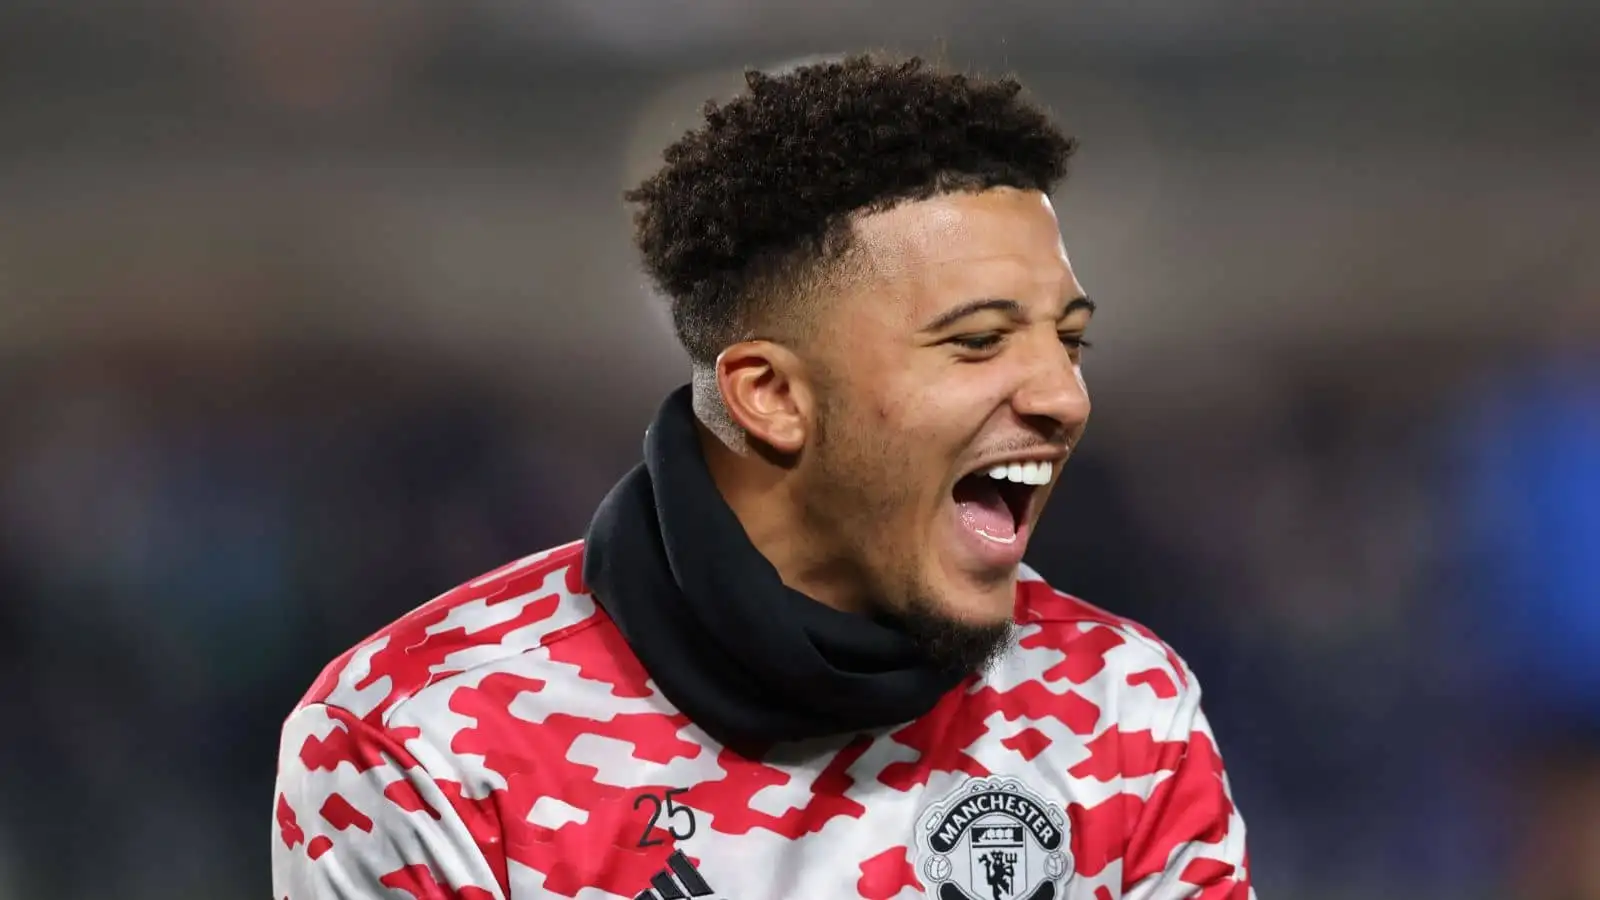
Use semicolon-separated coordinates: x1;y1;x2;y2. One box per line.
272;541;1253;900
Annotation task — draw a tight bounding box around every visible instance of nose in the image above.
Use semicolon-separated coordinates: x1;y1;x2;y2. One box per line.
1010;341;1090;435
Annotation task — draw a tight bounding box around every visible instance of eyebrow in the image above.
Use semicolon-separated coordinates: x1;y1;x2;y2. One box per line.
919;295;1096;332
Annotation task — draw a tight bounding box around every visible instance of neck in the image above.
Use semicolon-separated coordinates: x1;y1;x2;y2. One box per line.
694;422;868;615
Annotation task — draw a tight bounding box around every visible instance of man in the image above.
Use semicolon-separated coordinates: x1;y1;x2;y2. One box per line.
273;55;1253;899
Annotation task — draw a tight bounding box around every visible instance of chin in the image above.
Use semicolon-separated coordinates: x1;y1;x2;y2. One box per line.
898;582;1019;674
929;571;1021;626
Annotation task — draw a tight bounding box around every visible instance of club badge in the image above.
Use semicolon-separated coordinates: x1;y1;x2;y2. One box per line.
914;776;1072;900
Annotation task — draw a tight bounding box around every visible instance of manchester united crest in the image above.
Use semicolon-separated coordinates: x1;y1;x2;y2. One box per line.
914;776;1072;900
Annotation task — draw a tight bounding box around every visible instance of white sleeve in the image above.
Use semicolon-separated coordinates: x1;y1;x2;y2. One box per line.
272;703;506;900
1122;660;1256;900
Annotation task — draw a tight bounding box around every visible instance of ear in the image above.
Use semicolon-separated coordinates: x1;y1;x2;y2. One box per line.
715;340;813;455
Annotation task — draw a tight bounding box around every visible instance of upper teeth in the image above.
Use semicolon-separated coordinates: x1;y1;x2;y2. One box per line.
987;461;1053;486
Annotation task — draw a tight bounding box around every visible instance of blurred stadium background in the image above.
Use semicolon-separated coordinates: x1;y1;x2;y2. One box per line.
1;2;1597;898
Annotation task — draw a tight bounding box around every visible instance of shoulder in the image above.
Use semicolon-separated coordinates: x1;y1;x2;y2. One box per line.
294;539;607;729
1010;563;1194;697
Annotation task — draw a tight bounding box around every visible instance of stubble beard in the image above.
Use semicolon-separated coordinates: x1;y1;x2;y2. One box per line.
882;594;1017;676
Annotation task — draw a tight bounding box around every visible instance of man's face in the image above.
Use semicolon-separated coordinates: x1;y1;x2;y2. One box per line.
798;187;1093;671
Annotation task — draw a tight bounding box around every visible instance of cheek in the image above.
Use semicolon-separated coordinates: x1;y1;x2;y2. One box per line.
890;374;998;445
870;393;945;464
825;409;933;515
828;373;971;506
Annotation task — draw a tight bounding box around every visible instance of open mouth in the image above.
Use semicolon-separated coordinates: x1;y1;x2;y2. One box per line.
951;460;1052;545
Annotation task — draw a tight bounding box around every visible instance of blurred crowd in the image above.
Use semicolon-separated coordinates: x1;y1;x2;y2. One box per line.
1;3;1597;899
0;346;607;898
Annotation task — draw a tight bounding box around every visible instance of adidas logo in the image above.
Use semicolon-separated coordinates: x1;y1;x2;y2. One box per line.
633;850;719;900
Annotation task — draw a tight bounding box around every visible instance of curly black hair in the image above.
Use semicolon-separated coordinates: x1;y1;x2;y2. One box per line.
625;54;1078;367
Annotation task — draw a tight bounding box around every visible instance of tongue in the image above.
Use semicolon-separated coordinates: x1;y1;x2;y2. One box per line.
952;476;1016;541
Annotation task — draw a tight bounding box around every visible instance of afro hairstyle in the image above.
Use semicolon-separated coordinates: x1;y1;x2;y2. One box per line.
625;54;1078;367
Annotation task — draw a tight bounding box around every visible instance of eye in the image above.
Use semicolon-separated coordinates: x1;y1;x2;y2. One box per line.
950;333;1004;352
1060;334;1094;352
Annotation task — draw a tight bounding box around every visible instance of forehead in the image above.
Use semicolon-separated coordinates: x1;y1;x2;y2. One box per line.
843;188;1077;325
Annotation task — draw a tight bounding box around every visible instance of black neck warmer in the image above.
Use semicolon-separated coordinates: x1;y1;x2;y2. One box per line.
582;385;965;751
